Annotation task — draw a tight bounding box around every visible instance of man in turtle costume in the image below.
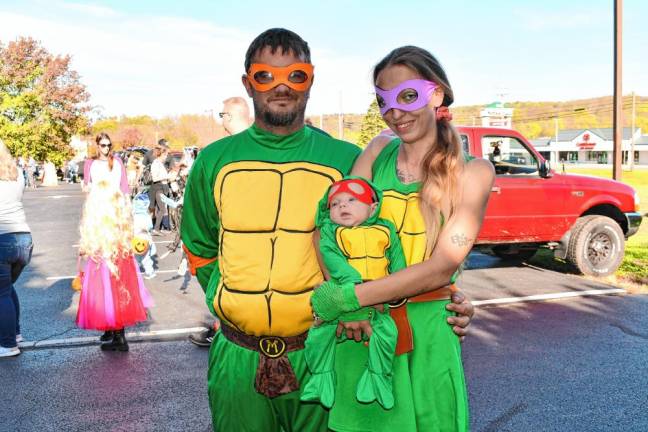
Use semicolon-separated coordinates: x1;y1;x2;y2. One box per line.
181;28;473;432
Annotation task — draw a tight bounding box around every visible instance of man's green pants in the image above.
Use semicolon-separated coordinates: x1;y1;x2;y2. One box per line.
208;330;329;432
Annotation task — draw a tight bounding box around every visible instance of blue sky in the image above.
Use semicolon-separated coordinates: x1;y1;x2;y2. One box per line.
1;0;646;118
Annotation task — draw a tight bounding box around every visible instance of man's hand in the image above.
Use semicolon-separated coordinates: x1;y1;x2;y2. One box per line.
336;320;373;342
446;290;475;342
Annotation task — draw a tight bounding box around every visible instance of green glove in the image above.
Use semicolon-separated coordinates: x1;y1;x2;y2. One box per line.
311;281;360;322
339;307;373;323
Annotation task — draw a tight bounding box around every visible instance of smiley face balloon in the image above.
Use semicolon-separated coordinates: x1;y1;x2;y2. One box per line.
131;236;150;255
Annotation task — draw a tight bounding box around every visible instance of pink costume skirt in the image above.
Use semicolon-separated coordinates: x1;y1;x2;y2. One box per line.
76;255;154;331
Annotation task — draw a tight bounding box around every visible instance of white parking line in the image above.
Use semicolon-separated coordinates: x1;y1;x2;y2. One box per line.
72;240;174;247
46;269;182;281
472;288;626;306
18;288;627;350
19;326;208;349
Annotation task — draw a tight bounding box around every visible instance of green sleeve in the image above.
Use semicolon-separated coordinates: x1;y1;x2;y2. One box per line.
180;154;220;295
319;224;362;285
385;221;406;274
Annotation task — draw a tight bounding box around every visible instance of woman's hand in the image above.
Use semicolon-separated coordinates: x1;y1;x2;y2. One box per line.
446;290;475;342
336;320;373;342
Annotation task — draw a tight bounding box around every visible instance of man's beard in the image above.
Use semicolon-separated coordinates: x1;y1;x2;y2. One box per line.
262;108;298;127
254;93;307;127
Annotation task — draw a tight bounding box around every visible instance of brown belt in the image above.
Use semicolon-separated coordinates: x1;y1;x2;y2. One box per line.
220;324;307;398
390;285;455;356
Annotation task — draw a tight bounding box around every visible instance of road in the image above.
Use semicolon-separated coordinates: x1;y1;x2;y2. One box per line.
1;184;646;431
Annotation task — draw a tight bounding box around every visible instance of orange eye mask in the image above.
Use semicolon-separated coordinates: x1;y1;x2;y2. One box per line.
247;63;314;92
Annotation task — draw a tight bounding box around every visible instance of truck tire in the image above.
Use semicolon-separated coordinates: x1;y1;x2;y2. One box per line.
566;215;625;276
492;245;538;262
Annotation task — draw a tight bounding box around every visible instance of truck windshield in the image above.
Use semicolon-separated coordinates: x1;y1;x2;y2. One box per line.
481;136;539;176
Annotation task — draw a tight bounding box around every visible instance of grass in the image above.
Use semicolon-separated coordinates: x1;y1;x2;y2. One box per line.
529;167;648;290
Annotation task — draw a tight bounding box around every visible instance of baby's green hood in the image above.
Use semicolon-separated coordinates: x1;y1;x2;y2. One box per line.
315;176;383;228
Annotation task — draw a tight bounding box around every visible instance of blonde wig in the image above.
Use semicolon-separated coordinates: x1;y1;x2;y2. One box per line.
0;139;19;182
79;180;134;274
374;46;465;255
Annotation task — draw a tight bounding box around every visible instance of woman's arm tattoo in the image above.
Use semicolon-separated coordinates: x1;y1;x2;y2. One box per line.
451;233;473;247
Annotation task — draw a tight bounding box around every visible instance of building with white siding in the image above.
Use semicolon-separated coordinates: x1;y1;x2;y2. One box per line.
532;128;648;166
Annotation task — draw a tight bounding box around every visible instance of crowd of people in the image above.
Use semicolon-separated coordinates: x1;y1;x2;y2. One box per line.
0;27;497;432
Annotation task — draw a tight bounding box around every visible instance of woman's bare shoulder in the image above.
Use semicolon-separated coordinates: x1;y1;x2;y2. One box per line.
463;157;495;179
351;134;394;178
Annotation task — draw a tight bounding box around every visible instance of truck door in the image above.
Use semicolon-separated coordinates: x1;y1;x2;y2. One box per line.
477;134;571;242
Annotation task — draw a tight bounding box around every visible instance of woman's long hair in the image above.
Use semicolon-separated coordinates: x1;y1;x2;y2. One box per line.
79;180;133;274
374;46;465;254
94;132;114;171
0;139;19;182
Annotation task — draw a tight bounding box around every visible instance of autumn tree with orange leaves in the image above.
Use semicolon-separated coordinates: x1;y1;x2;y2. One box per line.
0;37;90;165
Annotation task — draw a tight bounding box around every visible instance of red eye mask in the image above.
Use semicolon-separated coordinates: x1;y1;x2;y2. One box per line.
247;63;314;92
328;179;375;207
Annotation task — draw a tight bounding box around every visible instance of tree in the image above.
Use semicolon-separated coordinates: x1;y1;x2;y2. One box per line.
357;99;388;148
0;37;90;165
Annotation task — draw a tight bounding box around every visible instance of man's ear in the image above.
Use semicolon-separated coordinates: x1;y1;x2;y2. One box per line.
242;74;254;98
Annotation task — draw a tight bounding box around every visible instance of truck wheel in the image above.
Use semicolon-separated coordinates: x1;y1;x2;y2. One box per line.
492;245;538;262
566;215;624;276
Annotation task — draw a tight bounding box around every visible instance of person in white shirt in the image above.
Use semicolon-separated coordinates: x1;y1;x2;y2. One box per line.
0;139;33;358
82;133;129;195
150;146;171;234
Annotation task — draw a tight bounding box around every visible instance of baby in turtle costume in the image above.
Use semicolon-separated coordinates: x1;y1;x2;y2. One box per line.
301;177;405;410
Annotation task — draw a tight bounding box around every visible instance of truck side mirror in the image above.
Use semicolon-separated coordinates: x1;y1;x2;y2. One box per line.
539;160;552;178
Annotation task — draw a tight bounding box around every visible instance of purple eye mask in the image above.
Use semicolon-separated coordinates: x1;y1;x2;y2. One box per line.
375;79;438;115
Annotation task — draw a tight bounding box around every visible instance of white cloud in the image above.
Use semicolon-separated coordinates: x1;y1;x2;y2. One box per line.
59;1;119;17
0;9;253;117
0;8;379;117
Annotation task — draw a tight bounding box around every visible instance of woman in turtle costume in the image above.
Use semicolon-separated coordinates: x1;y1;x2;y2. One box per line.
312;46;495;431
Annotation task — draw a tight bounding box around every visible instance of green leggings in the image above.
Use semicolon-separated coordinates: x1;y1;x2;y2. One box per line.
207;331;329;432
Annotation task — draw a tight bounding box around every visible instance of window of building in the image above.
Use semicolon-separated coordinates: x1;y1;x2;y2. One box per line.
586;151;608;164
481;136;538;175
558;151;578;162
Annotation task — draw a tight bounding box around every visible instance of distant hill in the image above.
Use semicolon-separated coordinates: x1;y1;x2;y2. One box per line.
310;95;648;144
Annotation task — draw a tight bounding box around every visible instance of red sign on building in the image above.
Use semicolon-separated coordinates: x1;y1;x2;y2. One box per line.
577;133;595;150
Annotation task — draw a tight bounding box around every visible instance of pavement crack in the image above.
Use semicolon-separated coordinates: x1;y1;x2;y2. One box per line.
32;327;79;347
482;402;528;432
610;322;648;340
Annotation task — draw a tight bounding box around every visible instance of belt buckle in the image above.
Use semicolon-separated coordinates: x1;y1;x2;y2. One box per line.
259;336;286;358
388;298;408;309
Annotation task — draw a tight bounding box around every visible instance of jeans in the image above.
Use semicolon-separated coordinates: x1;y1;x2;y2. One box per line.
0;232;33;348
136;240;157;276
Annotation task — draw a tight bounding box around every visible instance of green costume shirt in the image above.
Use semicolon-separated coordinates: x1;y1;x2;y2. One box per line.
180;124;360;337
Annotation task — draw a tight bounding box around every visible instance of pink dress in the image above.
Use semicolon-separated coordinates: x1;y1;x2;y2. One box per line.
76;254;154;331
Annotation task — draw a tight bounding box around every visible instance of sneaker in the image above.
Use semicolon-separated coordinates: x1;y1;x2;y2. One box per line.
0;346;20;358
16;334;23;343
188;328;215;347
143;272;157;280
177;258;188;276
151;230;162;236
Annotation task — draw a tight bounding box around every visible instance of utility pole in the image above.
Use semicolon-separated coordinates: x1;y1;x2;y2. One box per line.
554;116;559;147
612;0;623;180
629;91;636;170
338;91;344;140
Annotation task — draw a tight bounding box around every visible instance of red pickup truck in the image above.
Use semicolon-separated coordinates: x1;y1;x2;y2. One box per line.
457;126;642;276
